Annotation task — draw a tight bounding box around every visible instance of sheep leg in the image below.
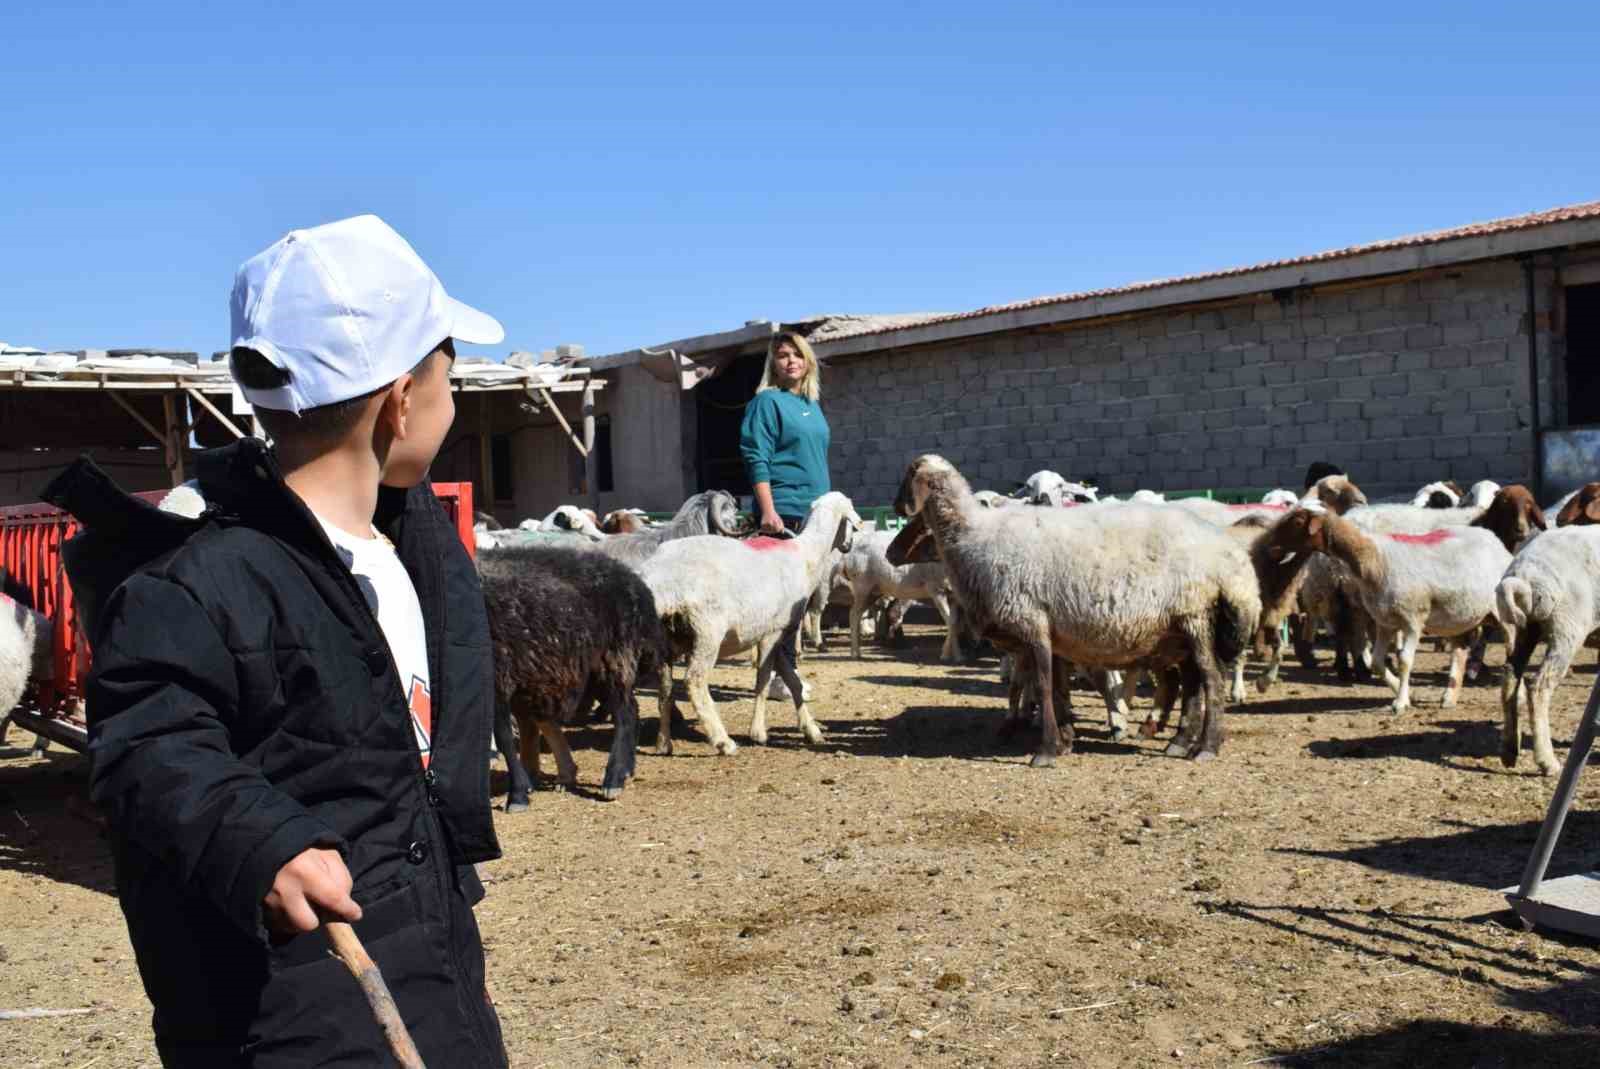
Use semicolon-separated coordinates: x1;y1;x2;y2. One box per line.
1500;625;1533;769
686;649;738;756
1441;642;1470;709
848;588;869;660
749;637;777;746
1371;628;1397;695
773;642;827;746
1002;650;1030;736
1228;655;1247;705
655;657;677;756
1529;641;1573;776
1029;639;1069;768
1165;658;1205;758
1097;669;1128;741
1142;668;1177;738
598;685;639;800
934;593;962;663
1256;626;1285;694
1389;627;1422;714
494;706;533;813
1290;612;1318;667
535;719;579;791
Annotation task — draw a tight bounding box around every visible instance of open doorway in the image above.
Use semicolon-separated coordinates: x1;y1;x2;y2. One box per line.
694;351;766;495
1565;283;1600;426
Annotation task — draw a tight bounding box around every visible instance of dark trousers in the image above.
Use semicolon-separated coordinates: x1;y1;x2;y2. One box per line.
775;513;807;680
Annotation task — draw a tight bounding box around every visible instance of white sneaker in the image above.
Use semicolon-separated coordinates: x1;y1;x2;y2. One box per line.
768;678;813;701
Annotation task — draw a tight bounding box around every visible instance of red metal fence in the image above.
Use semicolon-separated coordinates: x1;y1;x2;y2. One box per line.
1;480;474;742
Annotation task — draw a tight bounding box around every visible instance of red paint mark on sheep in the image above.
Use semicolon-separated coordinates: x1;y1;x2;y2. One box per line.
744;536;800;551
1388;529;1453;545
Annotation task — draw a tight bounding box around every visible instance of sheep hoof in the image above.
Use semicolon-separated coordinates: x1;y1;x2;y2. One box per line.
749;731;769;747
1537;757;1559;777
1500;744;1519;769
1254;675;1273;695
504;798;529;813
1441;695;1458;710
1190;749;1217;763
1388;700;1408;715
714;738;739;756
1163;740;1190;758
1228;686;1246;704
600;786;623;801
1108;725;1127;742
1029;751;1056;769
653;741;673;756
1140;720;1160;739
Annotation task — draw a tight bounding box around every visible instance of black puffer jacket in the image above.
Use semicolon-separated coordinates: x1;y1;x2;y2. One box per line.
45;440;507;1068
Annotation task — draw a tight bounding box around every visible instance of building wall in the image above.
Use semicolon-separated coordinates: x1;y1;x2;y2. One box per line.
0;449;172;507
823;259;1553;506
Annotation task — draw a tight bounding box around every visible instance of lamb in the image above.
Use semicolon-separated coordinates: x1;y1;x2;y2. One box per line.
972;490;1017;509
1277;492;1538;712
539;505;607;541
1261;489;1301;507
1497;525;1600;775
888;456;1260;765
600;508;651;534
1411;480;1465;508
0;592;52;722
479;543;665;806
641;492;864;756
596;490;749;567
840;528;961;661
1015;470;1098;507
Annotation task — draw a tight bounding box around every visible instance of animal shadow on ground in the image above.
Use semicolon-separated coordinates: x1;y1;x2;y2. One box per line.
1215;898;1600;1054
0;748;113;896
1232;694;1392;717
1272;812;1600;890
1305;718;1560;774
817;702;1142;763
1260;1017;1597;1067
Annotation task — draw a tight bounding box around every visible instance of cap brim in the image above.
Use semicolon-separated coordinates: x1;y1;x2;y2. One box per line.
446;295;505;345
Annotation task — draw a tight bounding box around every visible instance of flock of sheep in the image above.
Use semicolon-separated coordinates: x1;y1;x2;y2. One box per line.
5;462;1600;811
466;458;1600;809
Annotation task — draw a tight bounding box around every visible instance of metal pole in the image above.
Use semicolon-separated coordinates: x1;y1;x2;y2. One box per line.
1513;671;1600;911
478;393;495;515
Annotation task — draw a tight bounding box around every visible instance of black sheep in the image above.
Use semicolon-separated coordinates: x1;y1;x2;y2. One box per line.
478;543;666;806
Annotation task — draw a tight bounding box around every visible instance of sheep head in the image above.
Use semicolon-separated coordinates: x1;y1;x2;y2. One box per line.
1305;474;1367;515
894;455;960;518
1271;504;1331;558
601;509;645;534
886;512;938;565
1470;485;1545;552
1556;483;1600;526
809;491;865;554
1411;480;1464;509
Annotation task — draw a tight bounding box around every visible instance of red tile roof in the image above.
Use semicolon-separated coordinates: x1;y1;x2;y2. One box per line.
818;199;1600;344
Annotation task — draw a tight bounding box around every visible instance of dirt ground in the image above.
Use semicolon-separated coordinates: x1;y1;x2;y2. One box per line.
5;627;1600;1068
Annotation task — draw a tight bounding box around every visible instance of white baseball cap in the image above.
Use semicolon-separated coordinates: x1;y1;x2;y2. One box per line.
229;214;505;414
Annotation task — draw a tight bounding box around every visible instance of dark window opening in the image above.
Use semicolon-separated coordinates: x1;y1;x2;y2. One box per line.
694;351;766;496
1566;283;1600;426
491;434;514;502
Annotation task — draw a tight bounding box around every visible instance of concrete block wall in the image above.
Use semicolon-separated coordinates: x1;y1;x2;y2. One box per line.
824;260;1542;507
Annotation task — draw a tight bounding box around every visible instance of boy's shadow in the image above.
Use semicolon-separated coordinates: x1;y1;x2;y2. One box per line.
0;748;115;897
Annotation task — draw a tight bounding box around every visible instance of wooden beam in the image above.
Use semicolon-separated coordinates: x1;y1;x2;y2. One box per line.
478;393;495;512
584;321;778;371
106;391;167;446
524;386;587;457
185;387;246;439
582;379;598;514
161;393;186;486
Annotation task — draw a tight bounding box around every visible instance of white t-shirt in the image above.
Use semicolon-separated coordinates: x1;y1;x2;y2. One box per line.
316;515;433;766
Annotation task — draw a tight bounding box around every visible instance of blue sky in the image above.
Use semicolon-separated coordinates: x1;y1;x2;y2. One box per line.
3;2;1598;360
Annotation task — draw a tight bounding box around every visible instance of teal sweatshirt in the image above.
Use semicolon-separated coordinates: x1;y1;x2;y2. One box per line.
740;388;831;518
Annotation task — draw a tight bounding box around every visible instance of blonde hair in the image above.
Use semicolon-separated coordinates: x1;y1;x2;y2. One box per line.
756;331;821;403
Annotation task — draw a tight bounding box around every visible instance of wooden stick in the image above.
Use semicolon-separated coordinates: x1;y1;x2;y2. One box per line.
323;921;427;1068
0;1007;94;1021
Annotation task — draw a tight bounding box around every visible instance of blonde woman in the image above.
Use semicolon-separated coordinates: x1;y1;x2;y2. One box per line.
740;331;831;699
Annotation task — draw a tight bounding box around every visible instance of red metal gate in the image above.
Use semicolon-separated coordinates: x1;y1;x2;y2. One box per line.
1;481;473;745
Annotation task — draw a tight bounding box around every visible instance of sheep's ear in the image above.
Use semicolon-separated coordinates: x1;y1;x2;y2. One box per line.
1531;503;1548;531
1585;497;1600;525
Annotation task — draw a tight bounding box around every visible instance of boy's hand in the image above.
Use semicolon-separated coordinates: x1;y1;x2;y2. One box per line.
263;847;362;937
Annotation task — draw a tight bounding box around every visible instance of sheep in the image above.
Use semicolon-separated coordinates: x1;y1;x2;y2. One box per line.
1411;480;1465;508
972;490;1017;509
840;528;961;661
1015;470;1099;507
0;593;52;723
595;490;749;567
1261;489;1300;507
1497;525;1600;775
1276;493;1536;713
1554;483;1600;526
600;508;651;534
539;505;607;541
888;456;1260;764
478;543;665;806
641;492;864;756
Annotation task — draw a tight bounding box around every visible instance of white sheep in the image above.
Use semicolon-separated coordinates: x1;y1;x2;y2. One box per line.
1015;470;1099;507
1278;494;1537;712
1261;489;1301;507
889;456;1260;765
1496;524;1600;775
640;492;864;756
0;594;51;722
839;528;961;662
538;505;606;541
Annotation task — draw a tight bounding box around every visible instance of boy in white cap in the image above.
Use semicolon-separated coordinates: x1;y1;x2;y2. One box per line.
51;215;511;1067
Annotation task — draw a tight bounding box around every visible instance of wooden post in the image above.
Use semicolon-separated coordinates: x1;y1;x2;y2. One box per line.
582;379;598;514
161;393;186;486
478;393;495;516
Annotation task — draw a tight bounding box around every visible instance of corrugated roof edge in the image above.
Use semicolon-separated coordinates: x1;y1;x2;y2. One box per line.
812;199;1600;352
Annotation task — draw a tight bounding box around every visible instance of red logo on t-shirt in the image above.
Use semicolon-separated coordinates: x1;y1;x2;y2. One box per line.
409;676;433;767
